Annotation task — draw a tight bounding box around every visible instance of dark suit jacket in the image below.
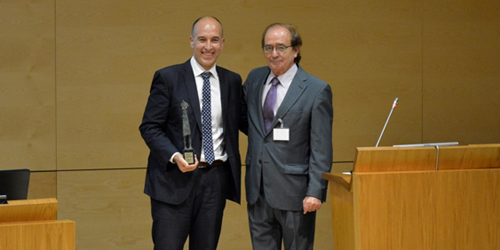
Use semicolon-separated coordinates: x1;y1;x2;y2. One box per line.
139;60;243;204
243;65;333;211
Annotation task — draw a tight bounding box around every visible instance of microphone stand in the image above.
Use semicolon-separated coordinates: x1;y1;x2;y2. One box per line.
375;97;398;147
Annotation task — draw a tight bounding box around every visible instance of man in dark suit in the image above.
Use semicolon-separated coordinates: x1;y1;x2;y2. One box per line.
139;16;243;250
243;23;333;250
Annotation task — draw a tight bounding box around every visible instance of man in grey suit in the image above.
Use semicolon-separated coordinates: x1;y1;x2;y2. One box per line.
243;23;333;250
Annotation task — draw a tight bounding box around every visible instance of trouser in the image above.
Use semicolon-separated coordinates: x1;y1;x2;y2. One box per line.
151;164;227;250
247;191;316;250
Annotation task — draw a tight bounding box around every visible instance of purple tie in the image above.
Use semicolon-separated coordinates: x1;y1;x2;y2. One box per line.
263;77;279;132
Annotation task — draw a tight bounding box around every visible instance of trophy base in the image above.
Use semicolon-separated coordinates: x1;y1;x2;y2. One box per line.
183;150;195;165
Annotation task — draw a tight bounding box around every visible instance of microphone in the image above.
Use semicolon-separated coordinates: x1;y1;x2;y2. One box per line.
375;97;398;147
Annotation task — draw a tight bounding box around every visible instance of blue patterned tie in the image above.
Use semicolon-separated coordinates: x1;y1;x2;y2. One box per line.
263;77;279;132
201;72;215;164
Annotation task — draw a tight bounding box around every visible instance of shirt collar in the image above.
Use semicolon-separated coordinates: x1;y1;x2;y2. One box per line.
268;63;298;88
190;57;218;79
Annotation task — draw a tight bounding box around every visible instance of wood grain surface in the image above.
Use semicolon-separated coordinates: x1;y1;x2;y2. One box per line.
1;0;499;249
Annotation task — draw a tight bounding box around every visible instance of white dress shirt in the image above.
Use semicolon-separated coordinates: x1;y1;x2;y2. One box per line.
190;57;227;163
170;58;228;164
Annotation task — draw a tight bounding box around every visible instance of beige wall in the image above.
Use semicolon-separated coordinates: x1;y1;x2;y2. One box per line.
1;0;499;249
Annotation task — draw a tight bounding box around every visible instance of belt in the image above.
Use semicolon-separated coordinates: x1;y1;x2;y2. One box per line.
198;160;224;168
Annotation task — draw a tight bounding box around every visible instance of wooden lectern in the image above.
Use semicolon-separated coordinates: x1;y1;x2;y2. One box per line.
0;198;75;250
323;144;500;250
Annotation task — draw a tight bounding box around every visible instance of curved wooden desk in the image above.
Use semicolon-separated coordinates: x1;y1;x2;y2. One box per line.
323;144;500;250
0;198;75;250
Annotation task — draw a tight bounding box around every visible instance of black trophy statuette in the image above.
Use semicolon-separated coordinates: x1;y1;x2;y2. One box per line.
181;101;195;164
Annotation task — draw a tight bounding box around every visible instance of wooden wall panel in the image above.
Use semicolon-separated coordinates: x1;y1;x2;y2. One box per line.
54;0;429;169
28;171;57;199
55;1;172;170
218;0;425;162
423;0;500;144
332;162;355;174
0;0;55;171
2;0;500;249
219;195;252;250
314;187;334;249
57;169;152;250
324;0;424;161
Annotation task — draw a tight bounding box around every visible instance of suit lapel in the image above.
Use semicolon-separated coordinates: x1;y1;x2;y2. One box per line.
257;69;271;137
270;66;308;132
217;67;228;130
181;61;202;132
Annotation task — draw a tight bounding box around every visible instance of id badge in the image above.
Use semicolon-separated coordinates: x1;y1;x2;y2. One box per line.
273;118;289;141
273;128;289;141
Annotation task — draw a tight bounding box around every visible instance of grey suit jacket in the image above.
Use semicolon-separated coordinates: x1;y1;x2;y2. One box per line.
243;64;333;211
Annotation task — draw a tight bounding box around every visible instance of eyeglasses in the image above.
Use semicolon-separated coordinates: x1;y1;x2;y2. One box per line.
262;44;292;54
